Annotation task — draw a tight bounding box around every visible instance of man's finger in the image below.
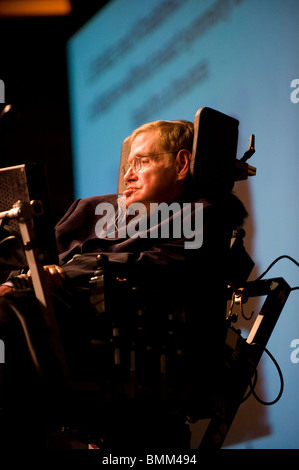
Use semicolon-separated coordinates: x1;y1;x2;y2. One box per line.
44;265;65;287
27;265;65;288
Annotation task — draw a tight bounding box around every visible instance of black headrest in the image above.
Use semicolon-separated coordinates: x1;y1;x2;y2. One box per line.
190;107;239;198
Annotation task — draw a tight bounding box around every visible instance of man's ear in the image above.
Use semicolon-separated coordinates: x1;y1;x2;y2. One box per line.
176;149;191;181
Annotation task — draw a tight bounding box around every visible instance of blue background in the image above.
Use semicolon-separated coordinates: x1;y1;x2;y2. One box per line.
67;0;299;449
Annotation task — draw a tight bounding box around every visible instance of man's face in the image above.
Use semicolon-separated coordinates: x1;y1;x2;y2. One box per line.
123;130;179;211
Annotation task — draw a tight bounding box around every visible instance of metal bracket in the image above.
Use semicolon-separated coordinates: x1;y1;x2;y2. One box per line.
0;200;69;383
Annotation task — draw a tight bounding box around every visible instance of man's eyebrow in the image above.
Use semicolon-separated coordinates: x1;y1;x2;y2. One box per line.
129;154;150;161
128;153;159;163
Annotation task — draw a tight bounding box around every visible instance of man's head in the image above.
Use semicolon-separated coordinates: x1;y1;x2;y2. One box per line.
123;120;194;211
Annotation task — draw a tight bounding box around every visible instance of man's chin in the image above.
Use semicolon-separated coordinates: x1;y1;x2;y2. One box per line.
124;194;139;207
124;194;149;212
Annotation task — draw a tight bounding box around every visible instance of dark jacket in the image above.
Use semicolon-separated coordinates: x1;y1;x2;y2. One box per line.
55;193;223;287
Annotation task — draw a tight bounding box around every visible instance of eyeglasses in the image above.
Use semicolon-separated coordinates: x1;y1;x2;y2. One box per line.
122;152;178;176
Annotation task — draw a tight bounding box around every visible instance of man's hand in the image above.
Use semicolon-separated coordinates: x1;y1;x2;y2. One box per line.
28;264;66;288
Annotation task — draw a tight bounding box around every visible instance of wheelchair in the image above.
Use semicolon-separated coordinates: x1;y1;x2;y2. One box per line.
0;107;291;450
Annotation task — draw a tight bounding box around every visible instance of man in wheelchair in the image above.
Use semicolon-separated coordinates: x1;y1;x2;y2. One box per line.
0;114;247;449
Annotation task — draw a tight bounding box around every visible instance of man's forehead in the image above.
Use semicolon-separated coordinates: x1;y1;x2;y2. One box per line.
129;130;160;156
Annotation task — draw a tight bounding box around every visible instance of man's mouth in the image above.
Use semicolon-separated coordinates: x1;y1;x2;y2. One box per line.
123;186;139;196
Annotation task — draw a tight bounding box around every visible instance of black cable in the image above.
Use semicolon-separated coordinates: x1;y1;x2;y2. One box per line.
10;304;42;375
242;368;257;403
254;255;299;282
247;345;284;406
239;256;298;406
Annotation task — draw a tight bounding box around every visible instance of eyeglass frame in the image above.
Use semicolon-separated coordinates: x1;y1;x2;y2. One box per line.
121;151;179;176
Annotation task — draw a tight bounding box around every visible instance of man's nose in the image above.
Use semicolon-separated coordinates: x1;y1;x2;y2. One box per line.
124;166;137;182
